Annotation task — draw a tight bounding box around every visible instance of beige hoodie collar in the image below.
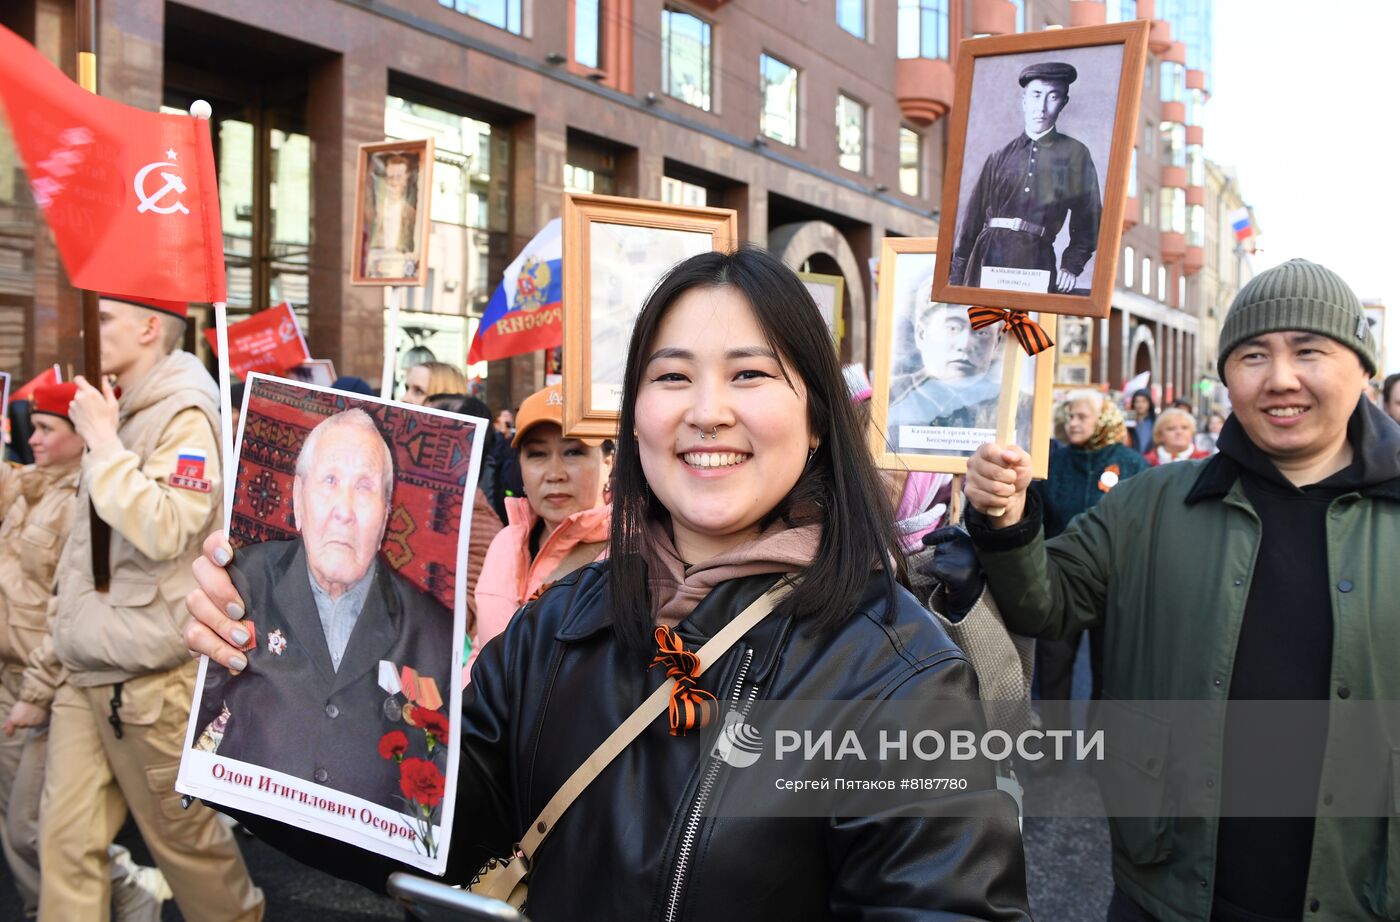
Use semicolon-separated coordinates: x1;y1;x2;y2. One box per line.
644;517;820;628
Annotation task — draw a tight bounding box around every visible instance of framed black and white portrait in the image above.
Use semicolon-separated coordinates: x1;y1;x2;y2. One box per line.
870;238;1055;476
934;22;1149;319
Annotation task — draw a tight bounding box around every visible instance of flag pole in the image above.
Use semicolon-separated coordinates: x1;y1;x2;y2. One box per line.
188;100;236;527
381;285;401;400
75;0;110;591
75;0;101;382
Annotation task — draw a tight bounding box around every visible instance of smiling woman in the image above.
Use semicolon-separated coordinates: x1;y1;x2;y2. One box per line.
183;248;1031;920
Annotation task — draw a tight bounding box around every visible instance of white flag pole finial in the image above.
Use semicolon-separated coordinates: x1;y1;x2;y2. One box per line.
189;99;212;120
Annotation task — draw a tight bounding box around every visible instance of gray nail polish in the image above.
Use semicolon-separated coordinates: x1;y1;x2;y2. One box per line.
226;602;245;620
213;546;231;566
231;627;249;646
229;654;247;674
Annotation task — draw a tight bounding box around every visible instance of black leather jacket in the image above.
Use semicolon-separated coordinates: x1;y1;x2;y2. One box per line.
237;564;1030;921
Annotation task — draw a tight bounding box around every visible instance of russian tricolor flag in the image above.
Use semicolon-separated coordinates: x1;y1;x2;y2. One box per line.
1228;207;1253;243
467;219;563;364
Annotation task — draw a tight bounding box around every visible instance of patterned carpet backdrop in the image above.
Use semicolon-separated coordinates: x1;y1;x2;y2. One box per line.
230;378;480;611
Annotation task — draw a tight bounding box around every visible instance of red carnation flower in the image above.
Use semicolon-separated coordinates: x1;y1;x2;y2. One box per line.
378;730;408;761
412;706;450;746
399;757;446;807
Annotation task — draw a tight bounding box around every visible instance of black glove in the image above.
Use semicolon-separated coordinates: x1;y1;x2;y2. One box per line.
917;526;986;622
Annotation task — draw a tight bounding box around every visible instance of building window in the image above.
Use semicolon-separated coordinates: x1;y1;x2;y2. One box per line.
760;54;799;146
897;0;950;60
1105;0;1136;23
437;0;522;35
1128;148;1138;198
575;0;602;69
1010;0;1025;31
384;94;511;375
1160;121;1185;168
1188;203;1205;247
1160;187;1185;234
1178;274;1186;308
1143;187;1153;228
836;94;866;173
1157;265;1167;301
662;8;712;111
1160;61;1186;104
566;133;619;195
899;127;921;196
661;176;707;206
836;0;866;38
1188;87;1205;127
164;94;311;315
1124;245;1135;288
1142;257;1152;296
1186;143;1204;187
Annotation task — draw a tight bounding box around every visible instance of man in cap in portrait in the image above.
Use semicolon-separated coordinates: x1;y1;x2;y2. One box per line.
949;61;1102;295
194;408;453;813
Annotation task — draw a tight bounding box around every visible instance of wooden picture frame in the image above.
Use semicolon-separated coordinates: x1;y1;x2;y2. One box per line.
933;21;1150;319
797;271;846;348
870;237;1055;477
350;138;435;287
561;193;738;439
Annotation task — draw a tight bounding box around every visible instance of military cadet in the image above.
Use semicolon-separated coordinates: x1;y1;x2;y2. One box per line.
949;61;1102;295
36;295;263;921
0;382;83;915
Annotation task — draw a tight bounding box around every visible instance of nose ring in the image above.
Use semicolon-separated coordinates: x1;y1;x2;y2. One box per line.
709;427;718;441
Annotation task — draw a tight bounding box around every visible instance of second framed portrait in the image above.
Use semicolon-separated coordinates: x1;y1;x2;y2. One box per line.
562;193;737;439
351;139;435;287
933;21;1149;318
870;238;1055;477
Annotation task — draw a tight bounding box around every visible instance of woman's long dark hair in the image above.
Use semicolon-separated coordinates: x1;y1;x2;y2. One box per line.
608;246;906;653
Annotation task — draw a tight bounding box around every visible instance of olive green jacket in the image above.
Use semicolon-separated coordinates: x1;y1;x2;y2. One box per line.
970;405;1400;922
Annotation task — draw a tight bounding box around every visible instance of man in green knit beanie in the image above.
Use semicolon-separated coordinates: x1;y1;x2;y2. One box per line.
960;258;1397;921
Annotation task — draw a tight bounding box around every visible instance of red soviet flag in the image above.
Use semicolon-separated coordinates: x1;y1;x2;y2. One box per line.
0;26;225;303
203;303;311;378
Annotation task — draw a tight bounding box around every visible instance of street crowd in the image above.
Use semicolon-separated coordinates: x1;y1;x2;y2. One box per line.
1;249;1399;921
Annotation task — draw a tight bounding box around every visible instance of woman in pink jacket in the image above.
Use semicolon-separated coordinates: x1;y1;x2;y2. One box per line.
467;384;612;683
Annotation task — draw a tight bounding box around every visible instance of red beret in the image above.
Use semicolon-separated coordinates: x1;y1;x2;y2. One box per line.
100;294;188;320
31;382;78;419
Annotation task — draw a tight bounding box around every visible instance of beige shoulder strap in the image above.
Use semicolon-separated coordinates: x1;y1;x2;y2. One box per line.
500;578;794;885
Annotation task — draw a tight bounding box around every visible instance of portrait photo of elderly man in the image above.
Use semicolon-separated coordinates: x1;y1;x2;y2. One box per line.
949;60;1103;295
193;408;453;812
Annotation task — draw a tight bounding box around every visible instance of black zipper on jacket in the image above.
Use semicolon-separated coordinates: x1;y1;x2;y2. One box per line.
664;648;755;922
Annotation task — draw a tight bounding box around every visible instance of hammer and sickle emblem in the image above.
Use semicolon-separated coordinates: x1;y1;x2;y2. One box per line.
133;161;189;215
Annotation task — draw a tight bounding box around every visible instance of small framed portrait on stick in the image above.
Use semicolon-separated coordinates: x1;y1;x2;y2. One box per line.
797;271;846;348
1055;316;1094;386
870;237;1055;476
177;375;486;873
933;22;1149;318
1363;300;1385;372
562;193;737;439
351;139;435;287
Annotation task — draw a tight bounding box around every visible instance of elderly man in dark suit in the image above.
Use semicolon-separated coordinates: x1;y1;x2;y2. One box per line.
195;409;452;813
949;61;1101;295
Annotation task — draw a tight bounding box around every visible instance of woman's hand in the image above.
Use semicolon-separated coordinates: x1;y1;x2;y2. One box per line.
185;531;251;673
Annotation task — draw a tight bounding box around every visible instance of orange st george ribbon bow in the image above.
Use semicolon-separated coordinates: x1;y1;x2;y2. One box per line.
649;626;718;737
966;306;1055;356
